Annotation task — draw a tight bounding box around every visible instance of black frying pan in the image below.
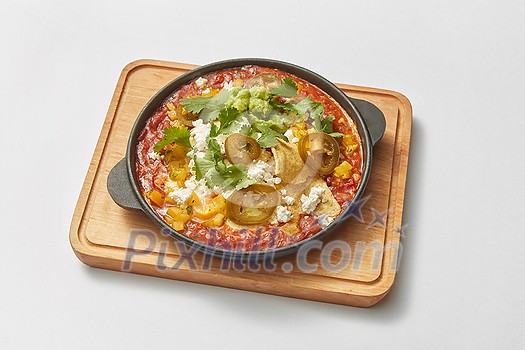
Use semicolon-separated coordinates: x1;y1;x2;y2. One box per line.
107;58;385;260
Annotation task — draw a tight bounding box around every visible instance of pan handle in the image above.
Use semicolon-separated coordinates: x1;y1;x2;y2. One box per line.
349;98;386;146
107;158;143;211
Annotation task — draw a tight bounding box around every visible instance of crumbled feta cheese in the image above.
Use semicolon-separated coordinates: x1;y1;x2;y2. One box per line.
247;161;269;182
266;176;281;185
202;87;211;95
284;129;299;143
215;133;228;153
270;205;293;225
247;160;280;185
147;151;160;161
169;187;193;204
280;189;295;204
222;80;234;90
276;205;293;223
317;214;335;228
187;119;211;158
300;186;326;214
282;194;295;205
195;77;208;88
184;177;212;202
188;158;195;175
165;180;179;192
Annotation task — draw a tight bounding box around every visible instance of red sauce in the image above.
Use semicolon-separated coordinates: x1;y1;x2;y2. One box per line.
136;66;363;251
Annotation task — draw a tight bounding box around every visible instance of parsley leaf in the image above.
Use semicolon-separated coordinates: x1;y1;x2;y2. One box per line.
294;96;315;115
194;136;255;190
255;124;287;148
205;164;255;190
218;107;240;132
239;124;257;138
154;126;191;152
310;110;343;137
208;138;221;154
270;77;298;97
310;103;324;131
179;96;212;114
321;114;336;133
212;88;232;105
320;114;345;137
194;155;216;180
209;107;241;137
180;89;232;122
269;98;297;114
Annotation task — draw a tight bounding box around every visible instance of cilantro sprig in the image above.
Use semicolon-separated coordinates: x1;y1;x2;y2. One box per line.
194;138;255;191
154;126;191;153
180;89;230;122
290;96;343;138
255;124;287;148
270;77;298;97
210;107;240;137
312;110;343;138
204;163;255;191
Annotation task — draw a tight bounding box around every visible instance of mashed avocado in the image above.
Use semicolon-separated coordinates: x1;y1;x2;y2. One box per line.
249;97;272;113
226;88;251;112
226;86;272;114
249;86;271;100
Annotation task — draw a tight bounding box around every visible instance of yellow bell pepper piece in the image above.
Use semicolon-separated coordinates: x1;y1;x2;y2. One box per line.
168;206;192;231
202;213;226;227
167;206;191;224
147;190;165;207
171;221;185;231
193;195;226;220
333;161;353;179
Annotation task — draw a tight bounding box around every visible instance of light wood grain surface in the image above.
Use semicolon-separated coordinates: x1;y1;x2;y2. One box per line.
69;59;412;307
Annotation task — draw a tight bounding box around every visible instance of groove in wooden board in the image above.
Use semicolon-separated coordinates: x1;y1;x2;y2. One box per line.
70;60;412;307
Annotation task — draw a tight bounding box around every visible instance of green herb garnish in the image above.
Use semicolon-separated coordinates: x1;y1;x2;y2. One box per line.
270;77;298;97
254;124;287;148
154;126;191;152
180;89;231;122
194;137;255;190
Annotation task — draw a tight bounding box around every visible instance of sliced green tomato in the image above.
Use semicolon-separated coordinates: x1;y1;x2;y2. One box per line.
225;133;262;165
243;73;282;90
226;184;280;225
298;132;340;175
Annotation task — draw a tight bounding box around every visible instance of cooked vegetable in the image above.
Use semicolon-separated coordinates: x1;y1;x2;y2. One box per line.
154;126;191;152
298;132;340;174
167;206;191;226
270;77;298;97
176;104;199;126
147;190;165;207
164;143;188;160
136;66;363;251
180;89;231;122
202;213;226;227
244;73;282;89
333;160;353;179
226;184;280;225
225;133;262;165
193;195;227;220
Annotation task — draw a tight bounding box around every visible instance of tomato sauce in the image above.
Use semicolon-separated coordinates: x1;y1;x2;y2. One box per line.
136;66;363;251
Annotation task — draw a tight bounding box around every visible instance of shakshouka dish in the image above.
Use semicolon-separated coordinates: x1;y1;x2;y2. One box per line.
136;66;363;251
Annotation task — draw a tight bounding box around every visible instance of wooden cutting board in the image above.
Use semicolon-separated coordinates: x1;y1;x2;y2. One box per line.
69;59;412;307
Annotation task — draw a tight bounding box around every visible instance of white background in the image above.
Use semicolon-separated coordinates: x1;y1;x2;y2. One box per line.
1;0;524;348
